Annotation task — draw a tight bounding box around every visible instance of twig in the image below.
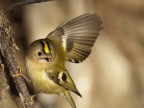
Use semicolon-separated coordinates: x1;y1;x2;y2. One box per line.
5;0;54;12
0;11;32;108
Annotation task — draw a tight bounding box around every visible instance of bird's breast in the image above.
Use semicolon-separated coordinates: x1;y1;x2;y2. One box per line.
27;69;63;94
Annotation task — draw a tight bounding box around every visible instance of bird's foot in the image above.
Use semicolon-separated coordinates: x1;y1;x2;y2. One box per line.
10;67;31;83
29;95;36;105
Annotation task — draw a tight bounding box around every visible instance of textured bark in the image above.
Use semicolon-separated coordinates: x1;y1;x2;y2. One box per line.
0;11;32;108
0;57;9;101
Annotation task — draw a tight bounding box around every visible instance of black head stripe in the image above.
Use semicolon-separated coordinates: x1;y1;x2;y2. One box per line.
40;41;51;54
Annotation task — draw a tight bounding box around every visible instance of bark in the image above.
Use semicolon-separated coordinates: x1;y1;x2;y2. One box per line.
0;11;32;108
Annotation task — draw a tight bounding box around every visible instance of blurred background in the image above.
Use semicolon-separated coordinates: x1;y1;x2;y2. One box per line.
1;0;144;108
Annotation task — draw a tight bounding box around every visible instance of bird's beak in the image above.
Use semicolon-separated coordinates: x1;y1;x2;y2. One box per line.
40;55;52;62
43;57;51;62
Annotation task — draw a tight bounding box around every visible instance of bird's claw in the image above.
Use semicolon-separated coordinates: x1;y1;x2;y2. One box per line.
10;67;24;77
10;67;31;83
29;95;36;105
10;73;24;78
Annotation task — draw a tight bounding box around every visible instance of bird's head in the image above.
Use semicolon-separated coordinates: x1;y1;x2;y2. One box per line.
26;39;56;67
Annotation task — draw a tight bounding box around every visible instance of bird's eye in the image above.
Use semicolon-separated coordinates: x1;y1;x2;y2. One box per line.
38;51;42;56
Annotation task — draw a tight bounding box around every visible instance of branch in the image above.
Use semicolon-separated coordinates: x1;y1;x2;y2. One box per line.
0;11;32;108
0;57;9;101
6;0;54;12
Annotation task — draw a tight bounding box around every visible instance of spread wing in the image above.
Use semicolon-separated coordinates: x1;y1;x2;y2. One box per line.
47;13;102;63
47;71;81;97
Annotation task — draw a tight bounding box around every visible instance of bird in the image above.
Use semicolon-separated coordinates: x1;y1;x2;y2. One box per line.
25;13;102;108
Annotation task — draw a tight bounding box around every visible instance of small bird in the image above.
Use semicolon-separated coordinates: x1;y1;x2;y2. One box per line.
25;13;102;108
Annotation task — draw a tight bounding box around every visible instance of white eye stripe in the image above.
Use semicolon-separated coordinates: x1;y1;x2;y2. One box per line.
58;72;63;80
71;59;75;62
62;37;67;51
58;72;67;81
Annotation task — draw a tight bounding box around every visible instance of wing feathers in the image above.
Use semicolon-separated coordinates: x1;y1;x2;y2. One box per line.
47;13;102;63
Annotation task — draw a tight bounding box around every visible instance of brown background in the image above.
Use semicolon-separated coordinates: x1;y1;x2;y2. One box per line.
1;0;144;108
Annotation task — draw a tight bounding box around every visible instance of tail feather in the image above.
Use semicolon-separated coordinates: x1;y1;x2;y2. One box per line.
63;90;76;108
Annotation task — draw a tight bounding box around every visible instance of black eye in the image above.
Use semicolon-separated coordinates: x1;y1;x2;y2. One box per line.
38;51;42;56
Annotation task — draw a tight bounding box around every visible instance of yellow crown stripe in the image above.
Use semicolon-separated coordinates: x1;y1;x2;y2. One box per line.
42;41;50;54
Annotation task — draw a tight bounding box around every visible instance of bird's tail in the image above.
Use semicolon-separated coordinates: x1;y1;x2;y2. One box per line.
64;90;76;108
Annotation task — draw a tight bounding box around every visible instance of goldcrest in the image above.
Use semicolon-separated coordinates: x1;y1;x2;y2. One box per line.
26;13;102;108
